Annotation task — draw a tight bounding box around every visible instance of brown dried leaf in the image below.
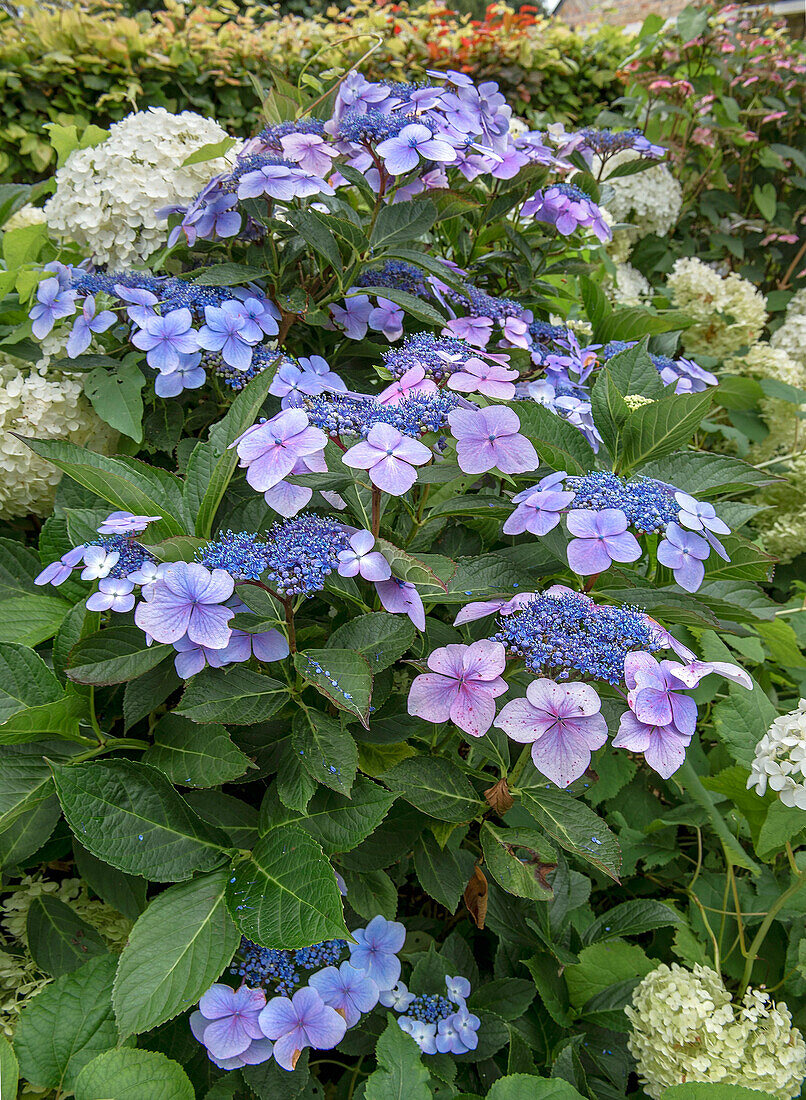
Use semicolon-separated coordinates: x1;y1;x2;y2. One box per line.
484;776;514;815
464;863;488;929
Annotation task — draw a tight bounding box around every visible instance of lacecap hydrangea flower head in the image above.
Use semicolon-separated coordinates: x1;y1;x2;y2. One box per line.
626;963;806;1100
44;108;236;266
748;699;806;809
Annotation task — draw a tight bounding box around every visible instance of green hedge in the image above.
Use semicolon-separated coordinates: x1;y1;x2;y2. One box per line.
0;0;629;181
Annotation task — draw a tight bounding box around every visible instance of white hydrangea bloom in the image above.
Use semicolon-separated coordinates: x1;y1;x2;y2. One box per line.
600;151;683;248
667;256;768;358
3;204;47;232
0;351;116;520
748;700;806;809
627;963;806;1100
603;261;651;305
45;107;233;267
771;289;806;372
754;454;806;561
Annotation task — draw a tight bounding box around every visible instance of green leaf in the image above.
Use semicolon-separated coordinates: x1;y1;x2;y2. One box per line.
291;708;358;795
67;627;171;686
260;777;395;854
72;841;146;921
600;339;664;399
589;368;631;459
0;692;87;745
638;452;781;498
0;753;60;868
75;1048;194;1100
340;867;397;921
242;1049;311;1099
190;263;272;286
382;757;484;823
520;785;621;881
480;822;555;901
292;208;344;274
181;137;237;168
619;391;713;472
0;593;73;648
84;360;145;442
176;666;287;725
14;955;118;1094
0;538;46;598
756;801;806;861
469;979;535;1022
52;759;228;882
564;940;652;1009
26;895;107;976
413;832;474;911
0;1033;18;1100
753;181;776;221
21;439;188;539
0;643;62;723
184;365;279;538
113;869;240;1039
486;1075;585;1100
327;612;415;672
294;649;373;727
370;199;437;250
712;682;777;768
582;899;681;944
226;825;348;948
364;1015;432;1100
184;791;259;850
512;401;597;475
374;540;451;593
142;714;252;787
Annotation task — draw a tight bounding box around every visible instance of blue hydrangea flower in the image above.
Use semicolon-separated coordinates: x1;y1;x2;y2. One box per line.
348;915;406;991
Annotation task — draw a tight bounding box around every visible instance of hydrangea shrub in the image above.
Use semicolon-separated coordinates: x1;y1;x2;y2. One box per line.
0;55;805;1100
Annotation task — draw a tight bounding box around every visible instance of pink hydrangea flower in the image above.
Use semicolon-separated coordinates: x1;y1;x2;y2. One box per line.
408;640;508;738
494;678;607;788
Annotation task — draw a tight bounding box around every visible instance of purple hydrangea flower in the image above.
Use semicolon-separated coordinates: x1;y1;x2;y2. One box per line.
448;406;538;476
522;183;611;242
197;301;260;372
612;710;691;780
343;423;432;495
565;508;642;575
504;486;575;536
190;984;272;1070
379;982;415;1011
446;975;471;1005
80;545;119;581
281;132;339;175
376;123;457;175
155;352;206;397
134;562;235;649
376;366;438;406
196;194;242;240
233;409;328;494
30;276;77;338
270;356;344;409
330;295;374;340
35;545;86;587
399;1017;437;1054
453;591;536;626
258;986;347;1071
337;530;392;581
368;298;405;342
66;297;116;358
348;915;406;992
375;577;426;631
114;285;159;327
674;491;731;558
97;511;161;536
85;577;135;614
408;640;508;739
624;651;697;736
308;961;380;1027
173;623;289;678
657;521;710;592
132;308;199;371
443;316;494;348
446;357;519;400
494;678;608;788
666;658;751;691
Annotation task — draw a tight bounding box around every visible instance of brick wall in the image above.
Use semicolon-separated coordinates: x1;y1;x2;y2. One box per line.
556;0;694;27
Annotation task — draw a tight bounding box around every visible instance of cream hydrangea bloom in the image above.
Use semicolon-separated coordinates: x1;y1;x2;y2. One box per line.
627;963;806;1099
45;107;234;266
667;257;768;359
747;700;806;809
4;204;47;232
603;261;651;305
0;345;116;520
771;288;806;372
600;151;682;254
